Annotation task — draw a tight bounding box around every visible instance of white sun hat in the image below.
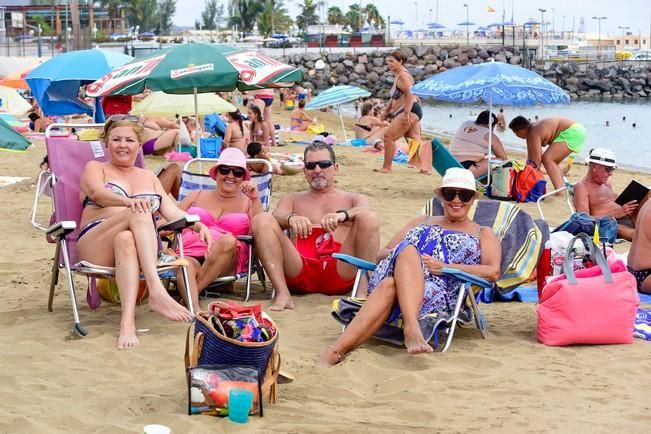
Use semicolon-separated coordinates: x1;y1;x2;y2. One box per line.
436;167;477;192
586;147;617;167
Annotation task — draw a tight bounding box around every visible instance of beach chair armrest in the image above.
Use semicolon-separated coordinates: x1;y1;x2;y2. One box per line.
332;253;376;271
158;214;200;232
440;267;492;289
46;220;76;239
236;235;254;244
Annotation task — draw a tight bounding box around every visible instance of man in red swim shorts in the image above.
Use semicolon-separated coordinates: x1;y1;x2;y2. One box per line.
252;140;380;311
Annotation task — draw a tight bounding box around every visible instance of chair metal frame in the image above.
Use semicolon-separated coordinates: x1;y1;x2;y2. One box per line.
332;253;491;352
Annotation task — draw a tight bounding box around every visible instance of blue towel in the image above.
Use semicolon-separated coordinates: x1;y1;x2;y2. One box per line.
634;308;651;341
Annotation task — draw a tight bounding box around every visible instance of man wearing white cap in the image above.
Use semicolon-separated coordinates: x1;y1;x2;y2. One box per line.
573;148;638;241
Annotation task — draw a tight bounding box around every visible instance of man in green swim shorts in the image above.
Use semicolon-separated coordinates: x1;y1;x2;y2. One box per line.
509;116;586;191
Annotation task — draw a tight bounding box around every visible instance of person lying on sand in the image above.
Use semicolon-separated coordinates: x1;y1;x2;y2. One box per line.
317;168;501;366
77;116;209;349
246;141;299;176
251;141;380;311
573;148;645;241
138;115;186;156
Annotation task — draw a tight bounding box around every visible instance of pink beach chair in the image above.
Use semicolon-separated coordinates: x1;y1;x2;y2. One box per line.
35;123;197;337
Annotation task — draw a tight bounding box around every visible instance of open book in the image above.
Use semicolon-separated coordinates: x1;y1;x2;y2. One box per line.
615;180;650;205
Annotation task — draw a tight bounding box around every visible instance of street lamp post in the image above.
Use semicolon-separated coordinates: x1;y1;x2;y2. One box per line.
618;25;630;50
463;3;469;46
592;16;607;59
538;8;546;60
413;2;418;28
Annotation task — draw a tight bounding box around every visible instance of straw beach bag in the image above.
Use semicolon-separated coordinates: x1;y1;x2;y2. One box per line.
185;302;281;404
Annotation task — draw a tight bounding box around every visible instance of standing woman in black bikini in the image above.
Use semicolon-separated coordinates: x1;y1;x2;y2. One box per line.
376;50;432;175
77;117;211;349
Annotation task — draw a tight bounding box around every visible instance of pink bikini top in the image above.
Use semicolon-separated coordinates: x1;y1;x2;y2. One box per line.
186;206;250;236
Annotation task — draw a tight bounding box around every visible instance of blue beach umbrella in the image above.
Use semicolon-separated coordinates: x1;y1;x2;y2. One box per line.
427;22;446;29
413;60;570;185
26;48;133;116
306;85;371;144
457;21;476;26
390;20;405;25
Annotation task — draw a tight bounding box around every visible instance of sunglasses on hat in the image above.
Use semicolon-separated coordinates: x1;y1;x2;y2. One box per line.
440;188;475;203
217;165;246;178
107;114;139;123
304;160;334;170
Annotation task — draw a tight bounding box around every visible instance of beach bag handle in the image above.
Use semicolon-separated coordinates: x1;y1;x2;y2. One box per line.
562;233;612;284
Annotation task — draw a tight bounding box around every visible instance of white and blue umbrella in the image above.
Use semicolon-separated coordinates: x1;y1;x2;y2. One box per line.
390;20;405;25
427;22;446;29
306;85;371;143
413;60;570;184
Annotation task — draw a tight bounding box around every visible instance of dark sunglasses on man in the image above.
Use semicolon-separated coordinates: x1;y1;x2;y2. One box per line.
217;165;246;178
440;188;475;203
304;160;334;170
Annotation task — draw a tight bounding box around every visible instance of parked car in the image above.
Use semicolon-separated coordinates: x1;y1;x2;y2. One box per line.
14;35;34;42
632;51;651;60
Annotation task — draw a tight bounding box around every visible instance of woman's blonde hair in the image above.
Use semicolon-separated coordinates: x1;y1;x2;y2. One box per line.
101;119;145;145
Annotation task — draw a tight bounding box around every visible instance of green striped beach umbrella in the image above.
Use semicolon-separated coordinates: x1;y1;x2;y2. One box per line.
87;43;302;96
87;43;302;157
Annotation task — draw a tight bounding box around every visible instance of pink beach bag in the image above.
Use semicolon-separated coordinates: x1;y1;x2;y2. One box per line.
537;234;639;346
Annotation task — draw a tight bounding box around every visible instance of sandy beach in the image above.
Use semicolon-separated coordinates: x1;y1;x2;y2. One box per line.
1;105;650;433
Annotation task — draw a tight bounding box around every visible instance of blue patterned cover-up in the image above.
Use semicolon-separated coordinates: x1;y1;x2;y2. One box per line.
367;224;481;320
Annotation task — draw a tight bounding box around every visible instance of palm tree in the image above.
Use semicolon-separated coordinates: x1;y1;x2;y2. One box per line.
295;0;319;32
125;0;159;32
257;1;292;37
99;0;127;34
364;3;385;29
344;3;364;33
327;6;345;25
229;0;264;35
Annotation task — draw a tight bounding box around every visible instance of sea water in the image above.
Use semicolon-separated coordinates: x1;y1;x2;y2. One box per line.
341;100;651;171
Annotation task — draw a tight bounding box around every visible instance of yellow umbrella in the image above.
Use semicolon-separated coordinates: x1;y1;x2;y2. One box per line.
130;91;236;117
0;85;32;116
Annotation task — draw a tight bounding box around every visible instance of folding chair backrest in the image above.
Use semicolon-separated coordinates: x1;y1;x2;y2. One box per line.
431;138;464;177
180;158;273;211
45;123;145;265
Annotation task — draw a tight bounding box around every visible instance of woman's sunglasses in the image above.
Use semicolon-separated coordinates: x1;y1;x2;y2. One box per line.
440;188;475;203
217;165;246;178
107;114;139;123
304;160;334;170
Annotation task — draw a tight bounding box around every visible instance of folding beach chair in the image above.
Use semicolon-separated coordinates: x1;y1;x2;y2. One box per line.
431;138;488;186
35;123;197;337
178;158;274;302
331;254;491;353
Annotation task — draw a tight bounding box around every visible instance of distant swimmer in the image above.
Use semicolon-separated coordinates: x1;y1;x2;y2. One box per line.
497;108;506;130
449;114;453;118
534;115;539;121
605;121;610;127
623;116;627;121
633;122;637;128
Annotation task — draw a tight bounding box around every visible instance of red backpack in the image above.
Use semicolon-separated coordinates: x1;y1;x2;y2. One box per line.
513;165;547;202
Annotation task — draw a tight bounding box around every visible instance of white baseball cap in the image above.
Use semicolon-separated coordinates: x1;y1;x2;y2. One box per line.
434;167;477;194
586;148;617;167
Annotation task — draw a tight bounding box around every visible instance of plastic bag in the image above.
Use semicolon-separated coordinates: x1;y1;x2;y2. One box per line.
188;365;262;417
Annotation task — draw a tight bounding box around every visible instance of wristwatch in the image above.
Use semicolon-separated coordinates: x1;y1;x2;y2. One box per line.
336;209;350;222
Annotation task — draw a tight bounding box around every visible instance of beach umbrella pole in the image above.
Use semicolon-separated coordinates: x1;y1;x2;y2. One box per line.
487;94;493;188
194;87;200;158
337;104;348;144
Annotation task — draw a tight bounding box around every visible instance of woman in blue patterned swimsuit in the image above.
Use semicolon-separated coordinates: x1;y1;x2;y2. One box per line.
318;168;501;366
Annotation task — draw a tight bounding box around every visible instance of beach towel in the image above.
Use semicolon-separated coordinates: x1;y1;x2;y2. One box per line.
423;198;549;293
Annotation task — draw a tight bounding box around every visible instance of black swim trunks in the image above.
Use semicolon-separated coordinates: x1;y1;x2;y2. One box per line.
628;266;651;291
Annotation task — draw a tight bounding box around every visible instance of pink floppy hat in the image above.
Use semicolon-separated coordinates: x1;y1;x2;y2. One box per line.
208;147;251;181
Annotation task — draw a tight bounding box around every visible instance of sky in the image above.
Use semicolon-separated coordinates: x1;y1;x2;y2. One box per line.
174;0;651;36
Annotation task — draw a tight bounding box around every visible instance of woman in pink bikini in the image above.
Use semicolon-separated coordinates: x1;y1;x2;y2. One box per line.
177;148;263;312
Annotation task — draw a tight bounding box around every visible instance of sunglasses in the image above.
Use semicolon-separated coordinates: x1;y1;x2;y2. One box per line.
440;188;475;203
304;160;334;170
602;166;616;173
107;114;139;123
217;165;246;178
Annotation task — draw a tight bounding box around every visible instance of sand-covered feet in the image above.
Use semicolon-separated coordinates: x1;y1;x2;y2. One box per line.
269;293;296;312
373;168;391;174
117;322;140;349
403;323;433;354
